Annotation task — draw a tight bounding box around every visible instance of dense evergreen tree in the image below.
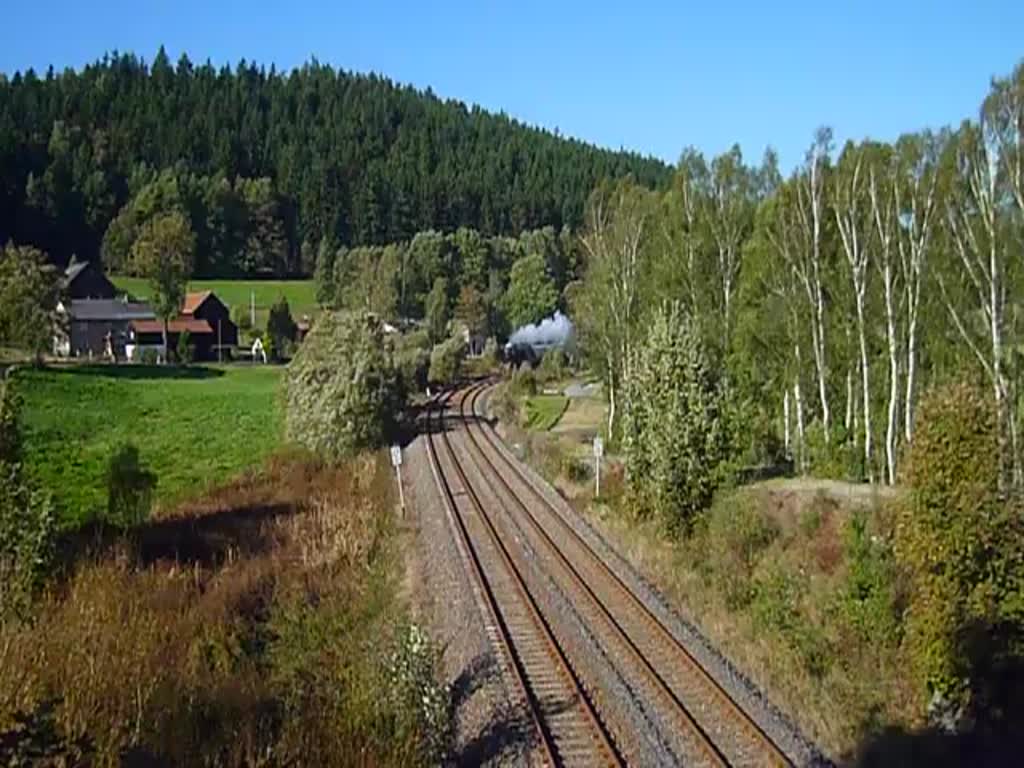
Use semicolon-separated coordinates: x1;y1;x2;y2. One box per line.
0;50;670;273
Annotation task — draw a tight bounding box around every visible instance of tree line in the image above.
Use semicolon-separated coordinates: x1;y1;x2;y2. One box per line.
0;49;669;274
314;225;577;341
574;59;1024;488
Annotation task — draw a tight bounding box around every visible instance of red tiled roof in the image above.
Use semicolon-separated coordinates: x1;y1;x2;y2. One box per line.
181;291;213;315
131;318;213;335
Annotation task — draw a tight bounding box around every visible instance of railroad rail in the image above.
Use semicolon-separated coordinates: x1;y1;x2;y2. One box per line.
425;389;623;767
455;380;795;767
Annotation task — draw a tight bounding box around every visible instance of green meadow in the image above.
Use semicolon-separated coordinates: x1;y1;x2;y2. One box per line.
16;364;283;526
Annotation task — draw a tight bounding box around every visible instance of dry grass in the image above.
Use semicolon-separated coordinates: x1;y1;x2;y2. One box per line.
586;492;919;762
0;450;438;767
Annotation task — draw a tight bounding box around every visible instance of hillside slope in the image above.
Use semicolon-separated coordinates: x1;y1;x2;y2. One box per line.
0;49;670;267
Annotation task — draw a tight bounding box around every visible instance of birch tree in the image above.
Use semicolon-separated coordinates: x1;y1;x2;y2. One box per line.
938;119;1017;483
766;130;834;443
659;149;709;315
868;144;902;484
706;145;756;358
577;179;654;439
834;142;874;478
893;131;943;444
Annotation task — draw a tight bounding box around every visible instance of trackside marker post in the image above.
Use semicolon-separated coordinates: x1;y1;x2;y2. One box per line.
593;436;604;498
390;444;405;514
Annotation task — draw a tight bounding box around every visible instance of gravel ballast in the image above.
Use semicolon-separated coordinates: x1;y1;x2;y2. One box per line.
403;423;534;768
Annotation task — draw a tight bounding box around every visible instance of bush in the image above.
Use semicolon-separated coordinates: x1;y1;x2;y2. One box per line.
387;624;453;761
284;312;403;459
393;332;431;395
0;376;20;463
537;347;567;383
622;302;727;534
806;422;863;481
563;455;592;484
752;563;832;678
839;508;900;646
480;337;499;369
0;379;56;617
175;329;193;365
396;346;430;395
509;364;537;397
232;304;253;333
490;382;520;425
267;296;298;358
896;381;1024;723
702;495;780;609
134;346;159;365
427;335;466;387
105;443;157;530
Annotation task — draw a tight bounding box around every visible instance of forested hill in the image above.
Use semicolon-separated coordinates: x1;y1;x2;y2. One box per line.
0;49;670;272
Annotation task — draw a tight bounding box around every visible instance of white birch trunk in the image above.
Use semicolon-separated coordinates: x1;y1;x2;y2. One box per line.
784;388;792;455
835;150;872;480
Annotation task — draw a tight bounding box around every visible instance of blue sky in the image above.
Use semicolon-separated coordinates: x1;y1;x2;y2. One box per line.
3;1;1022;170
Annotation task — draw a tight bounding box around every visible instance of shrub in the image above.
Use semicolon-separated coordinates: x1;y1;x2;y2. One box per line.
839;508;899;646
806;422;863;481
622;302;727;534
284;312;403;459
896;380;1024;722
563;455;592;484
427;335;466;387
0;379;56;617
393;332;431;395
396;346;430;395
175;329;193;365
509;364;537;397
480;337;499;369
702;495;780;609
490;382;520;425
752;563;832;678
0;376;20;463
537;347;567;383
105;443;157;530
387;624;453;762
232;304;253;333
267;296;298;357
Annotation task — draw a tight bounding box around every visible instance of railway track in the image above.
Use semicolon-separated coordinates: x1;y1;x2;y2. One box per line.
425;389;624;767
444;379;795;767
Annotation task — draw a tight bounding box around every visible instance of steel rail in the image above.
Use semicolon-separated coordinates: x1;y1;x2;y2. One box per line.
464;382;793;767
426;389;623;767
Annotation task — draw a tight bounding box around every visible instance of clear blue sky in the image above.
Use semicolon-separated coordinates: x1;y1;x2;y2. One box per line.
3;1;1022;170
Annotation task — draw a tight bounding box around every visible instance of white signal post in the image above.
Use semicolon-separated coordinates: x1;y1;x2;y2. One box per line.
390;444;406;514
593;436;604;498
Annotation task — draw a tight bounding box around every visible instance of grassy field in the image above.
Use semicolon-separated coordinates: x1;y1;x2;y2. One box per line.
112;276;318;331
523;394;569;431
16;364;283;526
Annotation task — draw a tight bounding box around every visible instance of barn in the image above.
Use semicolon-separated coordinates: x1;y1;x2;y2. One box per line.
125;291;238;362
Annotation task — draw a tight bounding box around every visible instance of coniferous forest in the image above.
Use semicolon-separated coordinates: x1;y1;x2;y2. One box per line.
0;48;670;275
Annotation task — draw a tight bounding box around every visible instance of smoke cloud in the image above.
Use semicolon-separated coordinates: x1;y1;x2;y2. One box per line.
508;311;575;350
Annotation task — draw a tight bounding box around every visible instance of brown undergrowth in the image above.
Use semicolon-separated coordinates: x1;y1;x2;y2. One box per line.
0;450;447;766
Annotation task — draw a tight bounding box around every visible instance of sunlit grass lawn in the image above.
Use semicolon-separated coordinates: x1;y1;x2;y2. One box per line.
111;276;318;331
17;364;283;526
524;394;569;431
